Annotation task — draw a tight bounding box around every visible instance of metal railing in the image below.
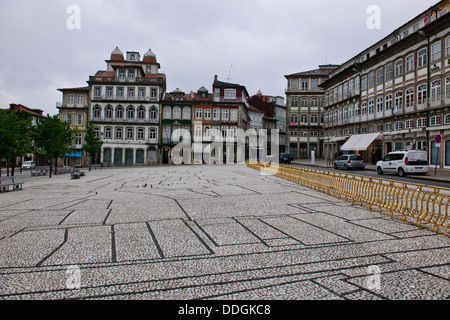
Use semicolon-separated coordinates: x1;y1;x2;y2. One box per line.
247;162;450;236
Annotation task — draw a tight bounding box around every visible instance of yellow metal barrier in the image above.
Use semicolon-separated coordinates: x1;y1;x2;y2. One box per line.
247;162;450;236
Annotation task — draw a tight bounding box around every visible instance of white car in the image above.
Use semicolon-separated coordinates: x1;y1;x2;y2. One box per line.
376;151;429;177
22;161;36;169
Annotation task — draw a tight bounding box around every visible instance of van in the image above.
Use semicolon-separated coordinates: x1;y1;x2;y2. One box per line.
376;150;429;177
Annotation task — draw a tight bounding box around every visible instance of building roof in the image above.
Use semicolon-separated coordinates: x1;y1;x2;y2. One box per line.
9;103;44;118
110;47;125;61
57;86;89;92
285;64;340;78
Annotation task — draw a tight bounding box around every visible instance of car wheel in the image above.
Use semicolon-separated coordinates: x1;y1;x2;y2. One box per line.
344;165;348;171
377;167;383;175
334;163;338;169
398;168;406;177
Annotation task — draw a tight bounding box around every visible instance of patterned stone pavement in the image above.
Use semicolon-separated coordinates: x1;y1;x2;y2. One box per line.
0;165;449;300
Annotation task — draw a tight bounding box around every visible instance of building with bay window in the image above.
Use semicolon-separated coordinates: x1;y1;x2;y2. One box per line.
321;1;450;169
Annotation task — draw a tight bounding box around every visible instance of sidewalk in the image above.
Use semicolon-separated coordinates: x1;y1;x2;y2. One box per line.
291;158;450;184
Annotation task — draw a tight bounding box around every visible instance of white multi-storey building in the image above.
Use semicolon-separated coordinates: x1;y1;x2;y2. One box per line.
88;47;166;166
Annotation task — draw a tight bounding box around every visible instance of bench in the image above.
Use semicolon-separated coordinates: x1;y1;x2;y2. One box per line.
92;164;103;169
0;176;23;192
31;169;49;176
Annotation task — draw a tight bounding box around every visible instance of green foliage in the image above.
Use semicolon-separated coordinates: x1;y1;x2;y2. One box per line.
82;121;103;171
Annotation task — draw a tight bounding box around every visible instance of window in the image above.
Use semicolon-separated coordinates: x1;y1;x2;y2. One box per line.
105;127;112;139
376;68;384;84
418;48;427;67
128;88;135;97
150;107;157;120
230;109;238;122
385;94;393;111
310;114;318;125
119;70;125;80
354;103;360;116
300;98;308;106
311;78;319;89
431;41;441;63
138;107;146;120
446;37;450;56
395;91;403;110
300;114;308;124
195;109;202;120
106;88;113;97
406;54;414;72
137;128;144;140
204;109;211;120
163;106;171;119
149;128;156;140
290;114;298;124
431;80;441;103
105;106;113;119
224;89;236;99
94;88;101;97
115;127;123;139
361;102;367;115
138;88;145;98
376;97;383;113
126;128;133;140
291;79;299;89
76;95;84;106
343;107;348;120
67;94;74;105
368;100;374;114
430;115;441;126
173;107;181;119
146;66;152;73
117;88;124;97
222;109;229;120
64;113;72;124
395;121;403;131
361;76;367;91
151;88;157;99
75;114;83;126
417;84;427;105
93;106;101;119
368;72;374;88
182;107;191;120
302;79;309;90
417;118;426;127
213;109;220;120
395;59;403;76
446;77;450;100
444;114;450;125
116;106;124;119
128;70;135;80
405;88;414;108
385;123;392;131
291;97;298;106
405;119;414;129
385;63;393;82
74;133;82;145
127;107;134;119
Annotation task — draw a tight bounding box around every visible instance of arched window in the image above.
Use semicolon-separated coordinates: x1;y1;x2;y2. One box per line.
182;107;191;120
126;106;135;119
150;107;158;120
173;107;181;119
93;105;101;119
137;106;146;120
116;106;124;119
105;105;113;119
163;106;171;119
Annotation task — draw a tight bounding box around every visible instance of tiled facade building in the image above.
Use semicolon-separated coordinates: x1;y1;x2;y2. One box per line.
88;48;166;166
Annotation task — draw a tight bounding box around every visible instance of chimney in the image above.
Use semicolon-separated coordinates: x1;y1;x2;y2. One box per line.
214;75;218;82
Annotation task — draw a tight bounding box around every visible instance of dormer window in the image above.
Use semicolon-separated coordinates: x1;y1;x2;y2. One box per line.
119;70;125;80
146;66;152;73
224;89;236;100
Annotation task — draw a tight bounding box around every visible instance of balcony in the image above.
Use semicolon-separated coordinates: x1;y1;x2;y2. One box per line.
91;117;159;124
91;95;158;102
56;102;88;109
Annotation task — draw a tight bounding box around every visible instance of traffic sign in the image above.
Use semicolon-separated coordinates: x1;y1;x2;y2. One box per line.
435;134;442;143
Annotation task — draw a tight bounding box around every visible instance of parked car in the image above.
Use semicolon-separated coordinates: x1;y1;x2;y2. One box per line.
376;150;429;177
279;153;293;164
22;161;36;169
334;154;365;170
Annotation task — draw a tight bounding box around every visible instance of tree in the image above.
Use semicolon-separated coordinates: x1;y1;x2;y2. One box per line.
82;121;103;171
31;114;73;178
0;110;32;177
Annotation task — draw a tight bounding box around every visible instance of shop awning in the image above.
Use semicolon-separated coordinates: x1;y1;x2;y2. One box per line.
64;151;83;158
340;133;381;151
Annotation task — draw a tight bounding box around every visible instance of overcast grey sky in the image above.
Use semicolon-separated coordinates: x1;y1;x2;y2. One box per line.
0;0;438;116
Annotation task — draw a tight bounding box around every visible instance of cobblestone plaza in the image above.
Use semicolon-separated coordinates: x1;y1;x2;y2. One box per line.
0;165;448;300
